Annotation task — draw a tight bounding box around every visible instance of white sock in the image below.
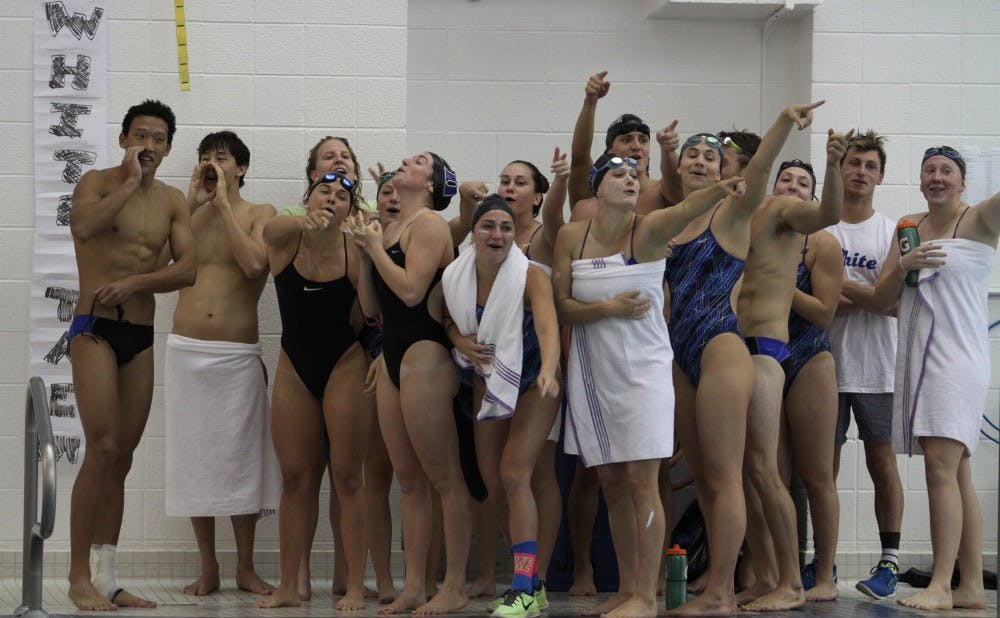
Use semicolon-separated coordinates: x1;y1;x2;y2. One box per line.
91;544;121;600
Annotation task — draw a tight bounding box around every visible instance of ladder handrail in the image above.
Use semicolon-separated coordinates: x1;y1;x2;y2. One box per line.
26;376;56;539
18;375;56;618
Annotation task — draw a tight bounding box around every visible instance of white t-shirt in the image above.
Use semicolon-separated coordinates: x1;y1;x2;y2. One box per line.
826;211;897;393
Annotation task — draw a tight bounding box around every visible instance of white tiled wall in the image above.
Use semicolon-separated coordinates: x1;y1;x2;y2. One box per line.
0;0;996;575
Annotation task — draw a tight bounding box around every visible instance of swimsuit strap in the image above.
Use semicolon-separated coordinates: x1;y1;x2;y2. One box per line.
706;200;724;227
952;206;971;238
578;220;593;260
915;213;930;227
628;215;638;263
342;231;350;278
290;231;304;261
524;224;544;259
800;234;810;265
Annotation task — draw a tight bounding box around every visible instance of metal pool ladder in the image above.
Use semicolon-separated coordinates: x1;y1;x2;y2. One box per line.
15;377;57;618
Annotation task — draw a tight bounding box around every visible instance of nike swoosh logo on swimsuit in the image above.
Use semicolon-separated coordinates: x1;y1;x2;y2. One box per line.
303;286;323;291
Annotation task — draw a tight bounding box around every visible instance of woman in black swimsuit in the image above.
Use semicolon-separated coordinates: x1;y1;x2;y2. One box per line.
347;151;473;615
258;172;371;610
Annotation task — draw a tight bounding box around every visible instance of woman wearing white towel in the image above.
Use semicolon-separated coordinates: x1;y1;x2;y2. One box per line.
441;195;561;618
551;153;744;618
870;146;996;612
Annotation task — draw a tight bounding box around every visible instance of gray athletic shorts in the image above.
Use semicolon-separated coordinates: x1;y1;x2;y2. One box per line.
836;392;893;446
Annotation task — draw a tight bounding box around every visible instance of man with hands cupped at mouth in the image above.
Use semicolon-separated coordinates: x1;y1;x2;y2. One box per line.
164;131;280;599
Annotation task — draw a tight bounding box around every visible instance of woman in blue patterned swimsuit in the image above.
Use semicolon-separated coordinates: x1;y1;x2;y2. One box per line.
662;101;822;617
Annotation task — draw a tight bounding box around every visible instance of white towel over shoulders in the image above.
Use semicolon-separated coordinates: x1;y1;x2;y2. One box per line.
443;244;529;420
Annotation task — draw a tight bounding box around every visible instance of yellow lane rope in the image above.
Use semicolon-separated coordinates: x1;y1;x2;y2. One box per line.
174;0;190;91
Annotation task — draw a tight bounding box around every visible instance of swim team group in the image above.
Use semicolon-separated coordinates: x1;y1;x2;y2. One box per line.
61;70;996;616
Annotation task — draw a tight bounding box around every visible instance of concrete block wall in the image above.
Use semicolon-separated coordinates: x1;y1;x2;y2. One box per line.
0;0;996;579
807;0;1000;568
0;0;408;564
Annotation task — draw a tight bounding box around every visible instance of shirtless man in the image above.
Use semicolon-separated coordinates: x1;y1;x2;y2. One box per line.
67;99;196;611
569;70;682;220
165;131;279;597
734;129;850;612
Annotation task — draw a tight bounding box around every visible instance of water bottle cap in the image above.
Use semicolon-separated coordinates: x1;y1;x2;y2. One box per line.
896;219;918;230
666;544;687;555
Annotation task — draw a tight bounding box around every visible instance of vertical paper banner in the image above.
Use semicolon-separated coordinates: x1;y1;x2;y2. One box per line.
32;1;108;466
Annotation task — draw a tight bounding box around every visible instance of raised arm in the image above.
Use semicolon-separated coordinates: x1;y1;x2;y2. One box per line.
791;231;843;328
450;180;487;246
70;148;142;242
970;190;1000;245
569;71;610;206
642;177;746;244
263;208;332;247
209;163;272;278
656;120;684;207
186;162;214;214
733;101;825;217
779;129;850;234
541;147;570;250
364;212;452;307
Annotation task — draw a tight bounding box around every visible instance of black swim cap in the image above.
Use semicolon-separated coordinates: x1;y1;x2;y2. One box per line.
605;114;650;150
430;152;458;211
471;194;514;228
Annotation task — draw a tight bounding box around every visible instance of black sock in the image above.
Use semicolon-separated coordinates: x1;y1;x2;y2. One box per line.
879;531;900;568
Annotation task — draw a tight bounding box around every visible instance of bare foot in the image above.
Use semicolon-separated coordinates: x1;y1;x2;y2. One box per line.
377;581;399;604
570;575;598;596
69;580;117;611
255;586;301;609
739;586;805;612
582;591;632;616
952;585;986;610
298;573;312;602
665;592;737;616
337;588;368;610
184;563;220;596
112;589;157;608
412;584;468;615
236;567;275;595
734;582;773;606
602;595;657;618
804;579;838;602
378;587;425;615
685;572;707;595
466;577;496;598
897;587;953;611
364;585;380;599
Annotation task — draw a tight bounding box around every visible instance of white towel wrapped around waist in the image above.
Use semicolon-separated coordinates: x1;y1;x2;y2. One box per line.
893;238;994;456
564;255;674;467
165;334;281;517
443;244;528;420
